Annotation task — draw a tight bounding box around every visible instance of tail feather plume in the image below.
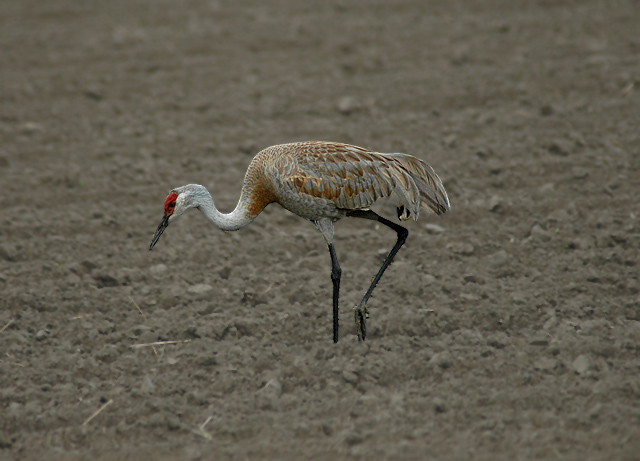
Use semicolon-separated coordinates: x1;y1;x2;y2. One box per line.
387;153;450;219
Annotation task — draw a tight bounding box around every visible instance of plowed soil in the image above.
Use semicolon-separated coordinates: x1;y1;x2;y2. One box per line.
1;1;639;460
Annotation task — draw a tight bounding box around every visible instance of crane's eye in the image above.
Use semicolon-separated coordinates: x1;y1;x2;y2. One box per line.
164;191;179;215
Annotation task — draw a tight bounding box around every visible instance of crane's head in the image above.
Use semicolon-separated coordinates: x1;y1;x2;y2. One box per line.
149;186;199;250
149;191;178;250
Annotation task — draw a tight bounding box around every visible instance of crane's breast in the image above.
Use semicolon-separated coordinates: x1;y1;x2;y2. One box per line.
242;154;279;218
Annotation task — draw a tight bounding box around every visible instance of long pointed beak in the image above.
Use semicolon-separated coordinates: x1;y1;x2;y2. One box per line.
149;215;170;250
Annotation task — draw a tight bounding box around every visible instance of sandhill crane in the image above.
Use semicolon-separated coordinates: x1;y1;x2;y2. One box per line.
150;141;450;343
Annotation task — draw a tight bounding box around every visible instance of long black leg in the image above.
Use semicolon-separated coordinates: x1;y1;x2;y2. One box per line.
327;243;342;343
314;218;342;343
347;210;409;341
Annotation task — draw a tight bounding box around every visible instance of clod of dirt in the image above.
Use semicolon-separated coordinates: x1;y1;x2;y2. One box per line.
342;368;359;384
447;242;475;256
429;351;454;369
35;330;48;341
463;274;484;284
188;284;213;294
337;96;359;115
219;266;233;279
534;357;557;371
91;271;120;287
241;290;268;307
572;354;594;375
0;244;18;262
488;249;509;267
425;223;446;234
488;195;503;212
21;121;44;135
433;397;447;413
487;332;510;349
571;167;589;179
529;333;550;346
149;264;168;277
0;432;12;449
546;139;573;156
529;224;551;242
540;104;557;116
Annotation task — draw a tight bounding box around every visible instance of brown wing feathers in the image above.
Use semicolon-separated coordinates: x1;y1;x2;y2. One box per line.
289;143;449;220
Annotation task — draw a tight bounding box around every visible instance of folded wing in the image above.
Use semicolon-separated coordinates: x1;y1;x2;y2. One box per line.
282;142;450;220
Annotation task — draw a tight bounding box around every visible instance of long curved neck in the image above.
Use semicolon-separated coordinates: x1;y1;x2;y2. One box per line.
197;187;256;232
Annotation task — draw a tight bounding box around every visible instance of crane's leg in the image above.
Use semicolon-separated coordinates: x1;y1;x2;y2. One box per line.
313;219;341;343
347;210;409;341
328;243;342;343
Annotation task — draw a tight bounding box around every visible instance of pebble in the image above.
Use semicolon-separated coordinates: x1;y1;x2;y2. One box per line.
540;104;556;116
188;284;213;294
534;357;556;371
447;242;475;256
342;369;359;384
433;397;447;413
571;167;589;179
463;274;483;284
35;330;48;341
423;274;436;285
21;121;45;135
91;272;119;288
530;224;551;242
0;431;11;449
149;264;168;277
430;351;453;369
529;333;550;346
572;354;593;375
425;223;445;234
547;138;572;156
488;250;509;267
337;96;358;114
219;266;233;279
488;195;502;212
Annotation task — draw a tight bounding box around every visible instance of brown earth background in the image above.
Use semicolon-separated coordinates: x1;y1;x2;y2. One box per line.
1;1;639;459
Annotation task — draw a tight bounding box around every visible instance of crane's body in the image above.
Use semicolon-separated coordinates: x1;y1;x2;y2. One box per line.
150;141;450;343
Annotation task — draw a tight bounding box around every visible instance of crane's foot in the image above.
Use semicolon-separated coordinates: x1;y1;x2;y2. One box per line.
354;304;369;341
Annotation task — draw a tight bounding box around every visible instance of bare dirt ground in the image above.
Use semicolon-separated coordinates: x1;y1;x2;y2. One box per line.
1;1;639;459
